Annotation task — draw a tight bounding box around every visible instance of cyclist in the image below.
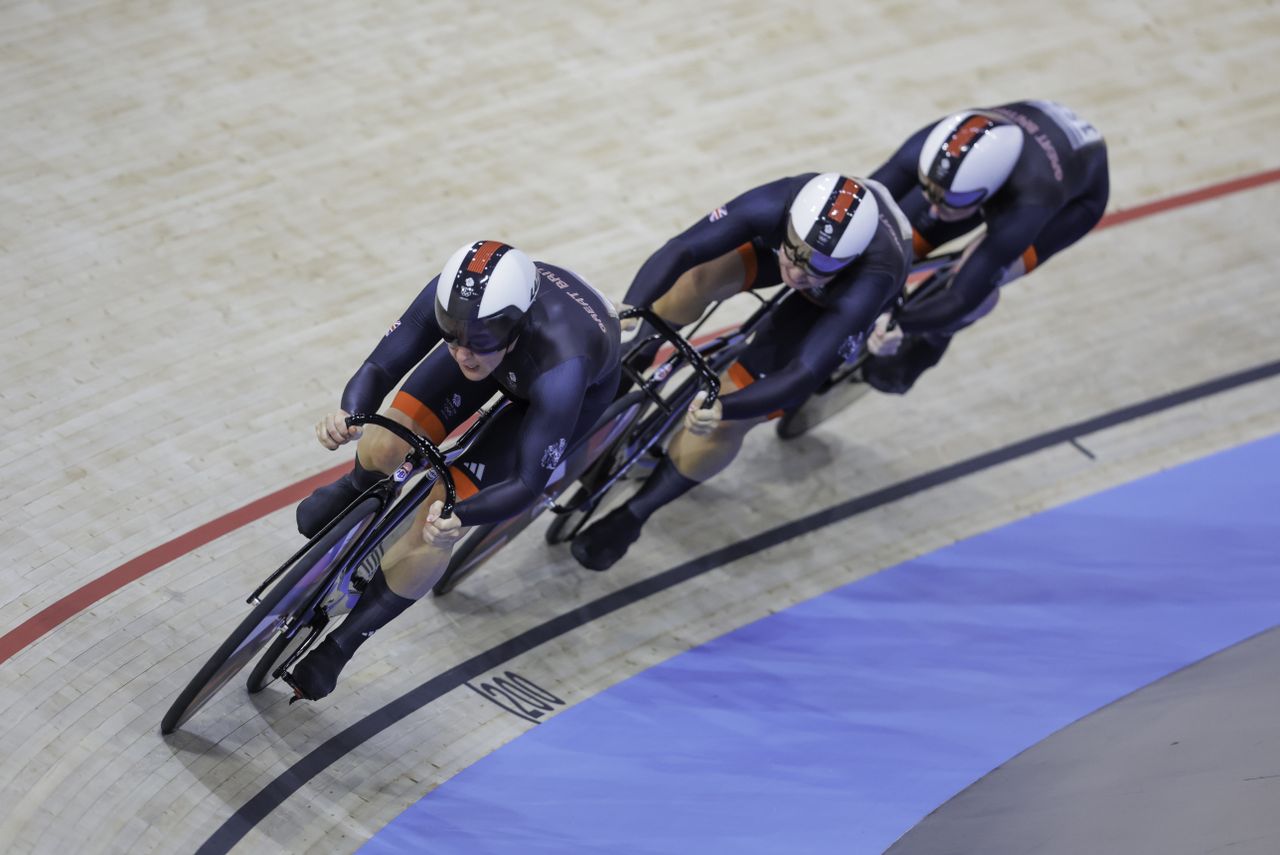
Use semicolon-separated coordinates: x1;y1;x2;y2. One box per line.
860;100;1110;392
285;240;621;701
571;173;912;572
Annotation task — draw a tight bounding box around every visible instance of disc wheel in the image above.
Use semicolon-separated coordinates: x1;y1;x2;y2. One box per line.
160;496;380;734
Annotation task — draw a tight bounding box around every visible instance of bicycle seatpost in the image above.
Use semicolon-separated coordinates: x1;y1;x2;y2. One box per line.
345;413;456;518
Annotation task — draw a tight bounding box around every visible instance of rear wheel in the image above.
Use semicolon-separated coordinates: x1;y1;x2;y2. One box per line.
544;484;597;545
160;496;381;733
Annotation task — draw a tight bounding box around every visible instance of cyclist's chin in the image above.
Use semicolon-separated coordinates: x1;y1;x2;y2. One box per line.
783;277;821;293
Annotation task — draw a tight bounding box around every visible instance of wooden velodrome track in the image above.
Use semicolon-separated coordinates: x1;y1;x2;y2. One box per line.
2;1;1277;852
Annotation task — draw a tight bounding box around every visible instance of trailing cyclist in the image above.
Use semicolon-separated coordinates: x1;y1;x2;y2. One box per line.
571;173;913;572
286;241;621;701
861;100;1110;392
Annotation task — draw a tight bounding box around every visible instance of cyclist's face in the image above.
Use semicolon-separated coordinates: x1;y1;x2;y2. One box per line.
448;342;508;380
777;248;835;292
930;201;980;223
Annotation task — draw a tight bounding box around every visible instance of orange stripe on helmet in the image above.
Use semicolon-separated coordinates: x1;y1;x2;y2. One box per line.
466;240;505;274
390;391;447;445
827;178;861;223
945;116;993;158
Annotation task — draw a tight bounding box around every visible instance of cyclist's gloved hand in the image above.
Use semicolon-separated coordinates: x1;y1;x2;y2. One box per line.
423;500;464;548
684;390;723;436
868;312;904;357
616;301;640;332
316;409;362;450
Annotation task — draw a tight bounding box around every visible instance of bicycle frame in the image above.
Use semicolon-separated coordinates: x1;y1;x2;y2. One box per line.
243;404;512;636
546;287;794;515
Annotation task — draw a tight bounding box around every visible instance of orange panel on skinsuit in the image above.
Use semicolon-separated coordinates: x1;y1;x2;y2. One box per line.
735;243;758;292
448;465;480;500
725;361;784;420
1021;245;1039;273
391;391;447;445
727;361;756;390
912;229;934;260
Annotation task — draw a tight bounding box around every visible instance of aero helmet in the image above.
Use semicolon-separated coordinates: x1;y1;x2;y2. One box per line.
435;241;538;353
784;173;880;274
917;111;1024;209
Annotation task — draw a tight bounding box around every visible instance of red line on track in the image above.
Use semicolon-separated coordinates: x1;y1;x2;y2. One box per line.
2;166;1278;666
0;463;350;664
1095;167;1280;230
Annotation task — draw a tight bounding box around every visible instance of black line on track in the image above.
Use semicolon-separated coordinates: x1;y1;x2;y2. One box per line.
198;357;1280;855
1069;437;1097;459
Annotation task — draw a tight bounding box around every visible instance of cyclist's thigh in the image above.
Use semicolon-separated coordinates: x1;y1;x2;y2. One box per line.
726;297;826;417
743;237;782;292
1027;148;1110;267
451;365;621;500
676;243;757;303
445;399;529;500
391;346;500;443
572;366;622;438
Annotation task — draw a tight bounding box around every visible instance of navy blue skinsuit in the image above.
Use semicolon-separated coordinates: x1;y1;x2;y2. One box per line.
341;263;621;526
865;99;1110;392
624;174;912;419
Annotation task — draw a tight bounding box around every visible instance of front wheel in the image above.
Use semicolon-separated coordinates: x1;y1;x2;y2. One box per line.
245;614;326;694
160;496;382;733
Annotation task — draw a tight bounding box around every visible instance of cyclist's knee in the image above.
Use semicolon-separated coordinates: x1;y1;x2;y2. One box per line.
676;413;756;453
357;416;417;472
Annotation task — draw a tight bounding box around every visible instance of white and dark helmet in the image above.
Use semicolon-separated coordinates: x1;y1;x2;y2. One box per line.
917;111;1024;210
783;173;880;274
435;241;538;353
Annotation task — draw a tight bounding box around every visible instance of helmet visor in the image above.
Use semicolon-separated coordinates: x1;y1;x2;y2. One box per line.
782;221;853;275
435;302;521;354
922;181;987;211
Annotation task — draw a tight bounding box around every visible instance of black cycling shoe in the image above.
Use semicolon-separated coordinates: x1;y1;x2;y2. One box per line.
296;475;364;538
571;505;645;571
283;636;353;703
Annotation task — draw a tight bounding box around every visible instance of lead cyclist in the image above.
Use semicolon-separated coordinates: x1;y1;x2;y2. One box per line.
285;241;620;702
860;100;1110;393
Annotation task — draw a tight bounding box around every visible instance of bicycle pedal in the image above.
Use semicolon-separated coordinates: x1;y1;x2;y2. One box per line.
282;672;312;704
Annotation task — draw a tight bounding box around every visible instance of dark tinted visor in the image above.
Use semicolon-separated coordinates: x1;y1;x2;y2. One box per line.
922;181;987;210
782;221;853;275
435;303;519;354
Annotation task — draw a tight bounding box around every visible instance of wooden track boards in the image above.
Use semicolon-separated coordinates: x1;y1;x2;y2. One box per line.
1;1;1277;852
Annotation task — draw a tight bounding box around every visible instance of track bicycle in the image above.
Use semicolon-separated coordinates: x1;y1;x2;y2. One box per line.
539;286;797;547
161;360;706;731
162;413;470;734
